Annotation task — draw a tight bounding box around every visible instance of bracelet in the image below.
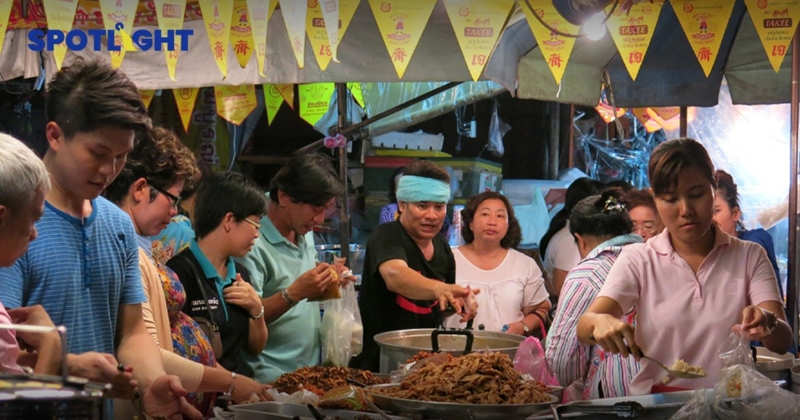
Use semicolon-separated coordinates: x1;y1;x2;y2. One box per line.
280;288;296;307
226;372;237;396
251;305;265;320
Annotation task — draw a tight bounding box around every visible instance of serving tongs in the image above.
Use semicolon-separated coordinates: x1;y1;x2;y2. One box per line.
550;401;646;419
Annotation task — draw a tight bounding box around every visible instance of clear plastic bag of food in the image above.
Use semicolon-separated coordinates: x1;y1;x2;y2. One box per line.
513;337;560;387
669;389;713;420
317;385;371;411
712;364;800;419
266;387;320;405
717;326;755;368
320;281;362;366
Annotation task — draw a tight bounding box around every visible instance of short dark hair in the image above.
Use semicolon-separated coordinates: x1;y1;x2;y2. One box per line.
194;172;268;239
648;138;716;196
104;127;199;204
269;153;344;207
403;159;450;184
460;192;522;249
46;58;151;138
539;177;604;255
569;188;633;239
625;188;657;213
715;169;744;230
606;180;634;193
180;157;214;200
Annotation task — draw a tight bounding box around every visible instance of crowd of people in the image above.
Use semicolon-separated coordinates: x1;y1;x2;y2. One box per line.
0;58;792;419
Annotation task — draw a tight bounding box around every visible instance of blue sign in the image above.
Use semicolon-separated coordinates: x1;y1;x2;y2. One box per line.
28;23;193;52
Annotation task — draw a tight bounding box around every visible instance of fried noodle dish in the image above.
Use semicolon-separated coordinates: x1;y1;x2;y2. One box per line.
272;366;387;396
374;352;553;405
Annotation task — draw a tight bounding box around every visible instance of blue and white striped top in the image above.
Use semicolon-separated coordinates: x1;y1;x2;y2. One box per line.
545;234;642;399
0;197;146;355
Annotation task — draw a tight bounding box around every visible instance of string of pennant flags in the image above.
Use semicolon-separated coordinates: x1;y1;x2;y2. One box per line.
0;0;798;133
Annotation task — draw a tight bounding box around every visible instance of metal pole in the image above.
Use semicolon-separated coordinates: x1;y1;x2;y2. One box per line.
679;106;688;137
296;82;463;154
788;31;799;349
337;83;351;265
548;102;560;180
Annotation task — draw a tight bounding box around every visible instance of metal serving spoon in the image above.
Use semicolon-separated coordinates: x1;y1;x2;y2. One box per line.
632;349;706;379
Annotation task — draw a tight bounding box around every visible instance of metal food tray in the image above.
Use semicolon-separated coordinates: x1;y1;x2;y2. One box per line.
365;383;558;420
228;401;412;420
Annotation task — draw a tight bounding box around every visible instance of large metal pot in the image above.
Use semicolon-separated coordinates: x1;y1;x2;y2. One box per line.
374;328;525;374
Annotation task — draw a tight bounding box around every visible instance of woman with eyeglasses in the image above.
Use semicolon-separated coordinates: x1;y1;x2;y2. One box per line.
625;189;664;241
167;171;268;376
104;128;271;416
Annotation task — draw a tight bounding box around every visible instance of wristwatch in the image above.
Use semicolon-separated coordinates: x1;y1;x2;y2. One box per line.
280;288;297;307
521;321;530;335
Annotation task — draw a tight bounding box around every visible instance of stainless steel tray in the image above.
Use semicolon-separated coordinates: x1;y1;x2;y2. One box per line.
365;383;558;420
228;401;412;420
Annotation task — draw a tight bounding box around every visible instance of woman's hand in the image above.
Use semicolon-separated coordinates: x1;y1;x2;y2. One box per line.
142;375;201;420
741;305;777;340
590;314;640;359
224;274;263;318
66;352;138;399
231;376;273;403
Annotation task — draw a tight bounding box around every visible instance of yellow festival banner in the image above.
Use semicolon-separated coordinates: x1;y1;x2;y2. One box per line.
647;107;691;131
198;0;234;78
443;0;514;82
214;84;257;125
42;0;80;70
98;0;138;69
605;0;665;81
154;0;187;81
186;88;230;167
140;89;156;109
320;0;345;62
174;87;200;133
246;0;273;76
307;0;359;70
347;82;364;106
744;0;800;73
595;101;625;123
299;83;335;126
631;108;663;133
0;0;14;57
281;0;308;69
231;0;255;68
672;0;735;77
264;84;285;125
277;83;295;109
521;0;580;85
368;0;437;79
650;106;680;121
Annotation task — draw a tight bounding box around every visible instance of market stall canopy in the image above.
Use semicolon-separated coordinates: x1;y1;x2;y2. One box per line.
516;0;794;107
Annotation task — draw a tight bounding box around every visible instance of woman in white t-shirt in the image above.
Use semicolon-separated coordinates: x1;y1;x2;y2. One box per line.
446;192;551;336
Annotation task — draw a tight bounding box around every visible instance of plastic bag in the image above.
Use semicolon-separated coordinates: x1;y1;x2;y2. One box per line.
265;387;319;405
318;386;371;411
513;337;560;387
320;281;363;366
717;325;755;368
487;98;510;157
669;389;713;420
561;377;586;404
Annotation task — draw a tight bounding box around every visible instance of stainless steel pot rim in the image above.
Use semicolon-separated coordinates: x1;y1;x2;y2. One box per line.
374;328;525;353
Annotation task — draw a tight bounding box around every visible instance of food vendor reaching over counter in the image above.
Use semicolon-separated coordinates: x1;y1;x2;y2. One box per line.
351;160;478;373
577;138;792;394
236;153;345;383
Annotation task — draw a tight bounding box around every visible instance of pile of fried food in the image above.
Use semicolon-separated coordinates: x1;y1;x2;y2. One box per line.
669;359;707;377
374;352;553;405
404;351;455;365
272;366;387;396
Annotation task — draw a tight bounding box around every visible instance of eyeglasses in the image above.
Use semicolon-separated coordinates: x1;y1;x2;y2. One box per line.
147;180;181;210
243;217;262;230
632;223;659;236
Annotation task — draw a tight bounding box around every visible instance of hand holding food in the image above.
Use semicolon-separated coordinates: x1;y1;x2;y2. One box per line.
590;314;640;359
291;263;335;301
740;305;777;340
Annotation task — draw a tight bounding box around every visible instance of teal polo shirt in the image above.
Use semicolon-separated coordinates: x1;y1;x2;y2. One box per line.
189;239;237;320
235;214;320;383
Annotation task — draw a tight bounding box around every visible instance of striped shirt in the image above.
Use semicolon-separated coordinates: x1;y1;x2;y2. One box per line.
545;234;642;399
0;198;146;355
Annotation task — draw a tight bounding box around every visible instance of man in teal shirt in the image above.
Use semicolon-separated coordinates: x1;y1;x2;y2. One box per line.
237;153;344;382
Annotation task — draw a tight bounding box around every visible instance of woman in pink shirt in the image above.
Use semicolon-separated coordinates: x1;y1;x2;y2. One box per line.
577;138;791;394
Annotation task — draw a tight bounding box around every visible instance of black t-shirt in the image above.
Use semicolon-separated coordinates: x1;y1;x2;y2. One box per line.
167;249;252;374
350;221;455;372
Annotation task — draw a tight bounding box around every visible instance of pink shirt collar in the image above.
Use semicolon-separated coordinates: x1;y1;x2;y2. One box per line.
649;224;731;257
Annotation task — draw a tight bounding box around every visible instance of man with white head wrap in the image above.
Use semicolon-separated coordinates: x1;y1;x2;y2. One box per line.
351;160;478;372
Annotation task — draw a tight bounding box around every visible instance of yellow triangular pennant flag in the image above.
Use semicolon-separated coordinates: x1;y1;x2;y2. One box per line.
174;88;200;133
140;90;156;110
520;0;580;85
368;0;437;79
443;0;515;81
672;0;735;77
744;0;800;73
99;0;138;68
42;0;80;70
277;84;295;109
154;0;188;81
246;0;272;76
605;0;665;81
347;82;364;107
199;0;234;78
0;0;14;57
264;84;285;126
631;108;663;133
647;107;689;131
281;0;308;69
298;83;335;126
214;85;258;125
650;107;680;121
307;0;360;70
320;0;341;62
595;100;625;123
231;0;255;68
